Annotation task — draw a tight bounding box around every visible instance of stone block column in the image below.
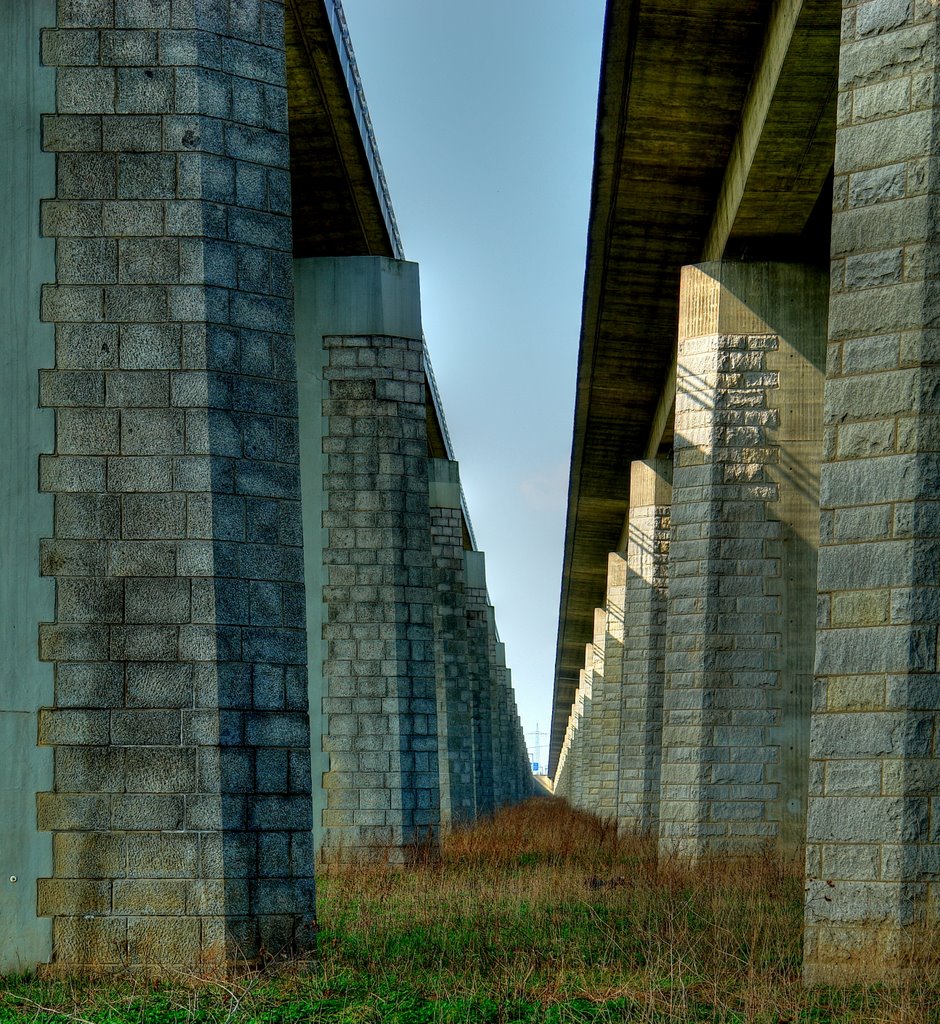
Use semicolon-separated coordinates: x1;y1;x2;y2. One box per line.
591;555;628;822
583;608;610;815
507;672;532;802
618;460;671;834
660;261;825;859
805;2;940;983
554;718;572;799
465;550;495;816
485;608;506;808
493;640;511;808
570;664;590;809
294;257;439;863
34;1;316;970
428;458;475;828
516;705;535;799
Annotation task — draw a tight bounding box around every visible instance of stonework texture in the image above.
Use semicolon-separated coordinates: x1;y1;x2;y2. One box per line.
618;462;671;835
429;493;475;827
319;332;440;861
660;328;782;856
554;711;572;801
805;0;940;983
37;0;315;969
494;656;512;808
583;608;615;817
0;3;536;976
659;263;824;860
485;611;507;809
288;259;531;868
547;0;940;987
571;668;590;809
465;564;496;817
594;556;627;823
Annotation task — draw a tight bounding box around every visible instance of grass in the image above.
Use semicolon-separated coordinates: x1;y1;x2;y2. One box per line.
2;799;939;1022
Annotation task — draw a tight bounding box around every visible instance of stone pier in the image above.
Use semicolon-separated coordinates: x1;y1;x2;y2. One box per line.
33;0;317;968
493;640;511;809
617;459;671;835
584;605;618;820
596;555;628;822
428;459;476;828
571;663;590;809
804;1;940;983
547;0;940;986
295;257;439;862
659;261;825;858
0;0;534;975
465;551;496;817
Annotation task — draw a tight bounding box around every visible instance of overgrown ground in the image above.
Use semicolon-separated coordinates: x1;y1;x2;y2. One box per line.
2;799;939;1022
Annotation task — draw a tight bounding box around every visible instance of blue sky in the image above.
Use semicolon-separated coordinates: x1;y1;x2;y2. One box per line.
339;0;606;770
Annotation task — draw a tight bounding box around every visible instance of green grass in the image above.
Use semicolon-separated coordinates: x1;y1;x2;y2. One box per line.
2;801;939;1022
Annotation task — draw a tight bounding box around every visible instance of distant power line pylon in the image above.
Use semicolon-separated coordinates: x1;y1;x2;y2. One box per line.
526;723;547;772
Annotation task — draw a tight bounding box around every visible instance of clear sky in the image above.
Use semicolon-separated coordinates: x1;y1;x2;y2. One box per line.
339;0;607;772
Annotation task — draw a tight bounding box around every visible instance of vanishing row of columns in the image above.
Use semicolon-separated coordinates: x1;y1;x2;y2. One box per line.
297;258;532;868
554;241;940;982
555;262;824;855
555;0;940;986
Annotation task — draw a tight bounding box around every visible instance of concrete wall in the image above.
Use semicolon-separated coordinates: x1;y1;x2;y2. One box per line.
0;0;56;974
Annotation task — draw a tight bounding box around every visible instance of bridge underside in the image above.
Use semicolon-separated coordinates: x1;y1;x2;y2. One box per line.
552;0;839;772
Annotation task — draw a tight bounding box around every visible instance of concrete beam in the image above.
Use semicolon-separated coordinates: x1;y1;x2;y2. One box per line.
701;0;806;260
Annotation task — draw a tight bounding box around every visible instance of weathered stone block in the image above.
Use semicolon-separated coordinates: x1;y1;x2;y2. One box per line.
57;68;117;114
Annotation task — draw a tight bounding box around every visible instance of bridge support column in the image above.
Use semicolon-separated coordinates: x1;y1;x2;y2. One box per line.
571;663;590;809
805;2;940;983
493;641;513;809
581;612;605;812
659;261;825;860
485;610;507;809
508;688;532;802
618;459;672;834
588;585;625;821
554;713;574;800
428;459;475;828
465;551;496;816
295;257;439;863
34;1;316;969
